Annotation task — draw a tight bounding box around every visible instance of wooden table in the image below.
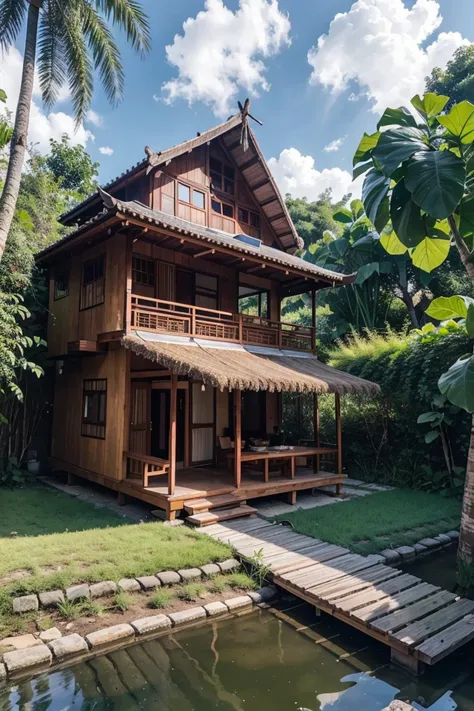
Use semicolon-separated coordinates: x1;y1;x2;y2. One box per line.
226;446;337;482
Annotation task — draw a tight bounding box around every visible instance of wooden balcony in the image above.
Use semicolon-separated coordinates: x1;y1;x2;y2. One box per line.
128;295;315;353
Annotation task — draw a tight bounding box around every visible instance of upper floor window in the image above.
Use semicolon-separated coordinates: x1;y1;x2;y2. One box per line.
80;255;105;310
211;198;234;219
132;256;155;287
210;157;235;196
54;272;68;300
82;379;107;439
238;208;260;230
178;182;206;210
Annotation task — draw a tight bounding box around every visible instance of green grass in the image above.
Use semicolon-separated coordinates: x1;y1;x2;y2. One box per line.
148;590;174;609
177;583;207;602
0;486;124;537
272;490;461;555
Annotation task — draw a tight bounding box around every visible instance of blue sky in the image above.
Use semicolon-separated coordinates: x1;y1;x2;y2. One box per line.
2;0;474;202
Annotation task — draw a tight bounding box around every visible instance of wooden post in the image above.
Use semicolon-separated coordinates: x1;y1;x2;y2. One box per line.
313;393;320;473
335;394;342;476
168;374;177;496
311;287;316;353
234;389;242;488
125;234;133;332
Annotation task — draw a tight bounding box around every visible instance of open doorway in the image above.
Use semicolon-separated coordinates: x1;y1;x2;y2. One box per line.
150;389;186;467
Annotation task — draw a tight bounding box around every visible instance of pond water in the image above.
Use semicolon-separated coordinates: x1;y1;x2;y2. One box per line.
400;547;458;592
1;597;474;711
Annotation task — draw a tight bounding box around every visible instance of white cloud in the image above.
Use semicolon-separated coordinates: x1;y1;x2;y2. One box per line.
0;46;93;154
86;109;104;127
268;147;362;203
324;136;346;153
99;146;114;156
307;0;470;113
162;0;291;118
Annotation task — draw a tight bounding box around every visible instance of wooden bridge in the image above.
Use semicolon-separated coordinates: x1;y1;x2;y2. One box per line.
202;517;474;674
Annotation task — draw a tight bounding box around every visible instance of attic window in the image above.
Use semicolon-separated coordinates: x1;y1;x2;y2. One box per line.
238;208;260;230
210;157;234;196
212;198;234;219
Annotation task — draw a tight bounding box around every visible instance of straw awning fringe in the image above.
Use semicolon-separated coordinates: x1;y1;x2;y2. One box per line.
123;335;380;396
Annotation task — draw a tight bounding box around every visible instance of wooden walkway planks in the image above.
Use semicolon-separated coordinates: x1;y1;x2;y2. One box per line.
202;518;472;670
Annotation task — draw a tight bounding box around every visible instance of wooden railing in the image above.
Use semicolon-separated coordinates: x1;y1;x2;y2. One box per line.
129;295;315;352
125;451;169;488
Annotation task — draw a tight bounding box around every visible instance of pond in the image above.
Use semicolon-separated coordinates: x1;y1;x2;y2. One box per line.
400;546;458;592
1;597;474;711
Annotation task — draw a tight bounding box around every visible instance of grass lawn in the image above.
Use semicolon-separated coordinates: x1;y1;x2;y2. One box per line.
0;486;231;602
272;489;461;555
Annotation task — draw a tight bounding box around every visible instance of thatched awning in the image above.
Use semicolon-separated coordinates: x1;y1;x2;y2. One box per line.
123;333;380;396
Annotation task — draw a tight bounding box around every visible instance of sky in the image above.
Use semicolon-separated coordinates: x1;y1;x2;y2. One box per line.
1;0;473;203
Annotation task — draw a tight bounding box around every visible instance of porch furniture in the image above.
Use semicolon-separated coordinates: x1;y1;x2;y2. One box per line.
125;452;169;488
226;445;338;483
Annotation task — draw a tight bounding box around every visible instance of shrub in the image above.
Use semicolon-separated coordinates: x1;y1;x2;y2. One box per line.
148;590;174;609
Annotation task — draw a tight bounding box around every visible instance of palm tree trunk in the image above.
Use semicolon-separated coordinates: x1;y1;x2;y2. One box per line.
399;285;419;329
458;416;474;569
0;1;42;261
449;215;474;280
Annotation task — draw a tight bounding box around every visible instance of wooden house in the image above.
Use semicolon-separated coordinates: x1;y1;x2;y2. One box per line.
39;106;378;525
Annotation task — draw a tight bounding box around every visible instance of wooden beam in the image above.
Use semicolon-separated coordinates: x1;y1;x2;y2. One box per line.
250;177;271;192
313;393;320;473
226;139;242;152
260;196;279;208
97;330;124;343
168;374;178;496
131;370;172;379
193;248;215;259
234;389;242;489
239;155;260;172
269;212;286;223
335;394;342;476
246;264;266;274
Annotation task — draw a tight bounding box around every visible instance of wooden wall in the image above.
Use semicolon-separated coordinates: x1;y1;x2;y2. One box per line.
47;233;127;357
51;346;128;480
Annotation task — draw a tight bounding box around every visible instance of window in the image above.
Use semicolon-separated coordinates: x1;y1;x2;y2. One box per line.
132;256;155;287
82;379;107;439
211;197;234;219
80;255;105;310
195;273;218;310
178;182;205;210
210;157;235;196
238;207;260;230
238;284;269;319
178;183;190;203
54;272;68;300
193;190;205;209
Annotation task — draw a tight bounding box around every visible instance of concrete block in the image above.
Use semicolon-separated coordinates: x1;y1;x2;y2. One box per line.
39;590;65;609
0;634;42;654
156;571;181;586
3;645;52;675
380;549;401;564
249;586;277;604
66;584;90;602
89;581;117;599
49;634;88;661
136;576;161;590
131;615;172;636
204;601;228;617
366;554;387;565
118;578;141;593
12;595;38;614
435;533;452;547
413;543;428;556
446;530;460;540
0;663;6;683
178;568;202;581
39;627;62;643
225;595;253;611
200;563;220;577
218;558;240;573
86;624;134;650
168;607;206;626
394;546;416;561
418;537;441;549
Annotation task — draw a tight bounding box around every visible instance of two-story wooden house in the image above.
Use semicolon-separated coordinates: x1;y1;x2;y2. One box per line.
38;105;378;524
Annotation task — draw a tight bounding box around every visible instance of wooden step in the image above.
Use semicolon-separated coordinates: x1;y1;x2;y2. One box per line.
187;504;258;527
184;494;245;515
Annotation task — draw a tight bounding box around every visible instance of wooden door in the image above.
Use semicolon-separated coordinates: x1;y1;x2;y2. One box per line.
191;382;215;464
129;382;151;454
157;261;176;301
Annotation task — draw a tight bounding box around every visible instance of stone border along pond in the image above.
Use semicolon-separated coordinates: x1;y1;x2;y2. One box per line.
378;530;459;564
10;558;241;614
0;585;278;684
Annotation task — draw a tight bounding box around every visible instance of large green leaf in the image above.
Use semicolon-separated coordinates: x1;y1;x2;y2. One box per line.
426;295;474;320
374;196;390;233
439;354;474;412
467;303;474;338
373;127;429;177
459;194;474;237
405;150;465;220
350;199;364;220
355;262;380;285
377;106;418;130
362;168;390;227
333;207;353;224
390;180;428;247
353;160;373;180
380;230;408;255
411;93;449;119
353;132;380;167
411;236;450;273
438;101;474;143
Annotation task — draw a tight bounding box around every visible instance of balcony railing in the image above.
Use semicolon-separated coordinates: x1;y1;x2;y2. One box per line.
129;295;315;353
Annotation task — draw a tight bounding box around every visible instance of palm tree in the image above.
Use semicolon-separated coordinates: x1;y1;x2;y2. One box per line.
0;0;151;261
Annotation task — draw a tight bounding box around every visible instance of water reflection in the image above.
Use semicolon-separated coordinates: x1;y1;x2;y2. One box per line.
0;603;472;711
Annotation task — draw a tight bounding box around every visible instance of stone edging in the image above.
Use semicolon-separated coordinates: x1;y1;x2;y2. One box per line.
377;530;459;564
0;586;278;685
11;558;240;614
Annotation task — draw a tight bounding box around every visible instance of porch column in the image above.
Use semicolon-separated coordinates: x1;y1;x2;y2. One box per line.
234;389;242;488
168;374;177;495
313;393;320;473
335;394;342;475
311;287;316;353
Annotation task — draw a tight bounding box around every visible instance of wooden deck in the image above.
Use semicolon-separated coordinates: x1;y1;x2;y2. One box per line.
202;517;474;672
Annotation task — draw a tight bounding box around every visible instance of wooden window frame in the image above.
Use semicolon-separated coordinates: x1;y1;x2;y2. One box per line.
81;379;107;439
177;181;206;213
238;207;260;230
210;157;235;197
211;197;234;220
53;272;69;300
132;255;155;287
195;271;219;310
80;255;105;311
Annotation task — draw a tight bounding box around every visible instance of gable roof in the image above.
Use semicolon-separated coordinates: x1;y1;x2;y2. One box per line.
60;108;302;251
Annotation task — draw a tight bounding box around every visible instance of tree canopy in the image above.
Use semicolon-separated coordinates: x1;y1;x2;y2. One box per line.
427;45;474;109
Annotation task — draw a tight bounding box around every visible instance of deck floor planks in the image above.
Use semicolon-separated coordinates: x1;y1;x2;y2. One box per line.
200;519;471;667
